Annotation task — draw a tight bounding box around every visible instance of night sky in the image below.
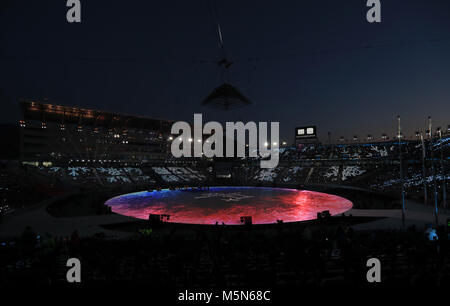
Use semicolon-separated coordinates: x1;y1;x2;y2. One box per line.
1;0;449;142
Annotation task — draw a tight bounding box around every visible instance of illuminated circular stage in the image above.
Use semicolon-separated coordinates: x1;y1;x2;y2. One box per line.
105;187;352;225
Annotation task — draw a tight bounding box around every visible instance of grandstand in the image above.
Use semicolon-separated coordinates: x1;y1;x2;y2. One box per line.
18;100;174;164
5;123;448;196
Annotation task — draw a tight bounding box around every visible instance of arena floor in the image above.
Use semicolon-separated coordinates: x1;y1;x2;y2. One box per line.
105;187;353;225
0;188;448;237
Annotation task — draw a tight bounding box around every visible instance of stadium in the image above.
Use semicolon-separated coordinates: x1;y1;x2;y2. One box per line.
1;0;450;299
0;99;449;290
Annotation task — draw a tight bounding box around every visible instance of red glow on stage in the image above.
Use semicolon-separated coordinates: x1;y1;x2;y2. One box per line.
105;187;352;225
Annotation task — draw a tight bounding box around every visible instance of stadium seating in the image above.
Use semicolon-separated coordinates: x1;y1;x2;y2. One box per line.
1;222;448;287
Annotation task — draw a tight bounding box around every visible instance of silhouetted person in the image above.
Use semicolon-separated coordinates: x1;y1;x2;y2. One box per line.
20;225;36;256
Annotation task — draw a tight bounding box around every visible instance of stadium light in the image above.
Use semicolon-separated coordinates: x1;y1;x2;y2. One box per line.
168;136;173;141
264;142;268;147
427;116;439;225
397;115;405;226
436;127;443;140
273;142;277;146
197;139;202;143
282;141;287;146
188;138;193;142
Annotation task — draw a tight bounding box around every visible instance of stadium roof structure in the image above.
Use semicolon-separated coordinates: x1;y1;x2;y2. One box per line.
201;83;252;110
19;100;174;131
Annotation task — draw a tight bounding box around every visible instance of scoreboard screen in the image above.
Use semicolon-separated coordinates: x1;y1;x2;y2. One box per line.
295;126;317;139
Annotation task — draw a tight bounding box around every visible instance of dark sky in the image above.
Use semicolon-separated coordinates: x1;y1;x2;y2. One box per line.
1;0;449;142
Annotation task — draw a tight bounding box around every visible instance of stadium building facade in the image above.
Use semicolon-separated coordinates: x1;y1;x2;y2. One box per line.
19;100;174;165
